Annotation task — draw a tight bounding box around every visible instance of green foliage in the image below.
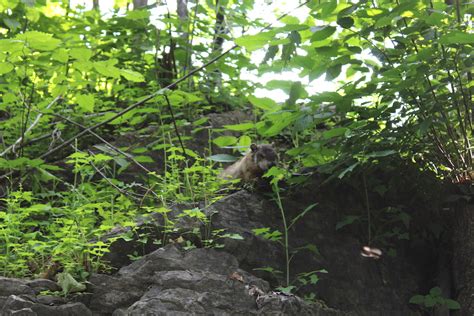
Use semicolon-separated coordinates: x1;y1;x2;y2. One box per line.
0;0;470;302
410;287;461;311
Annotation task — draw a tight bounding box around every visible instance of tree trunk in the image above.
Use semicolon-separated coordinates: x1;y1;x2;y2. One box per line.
133;0;148;10
209;0;226;91
452;202;474;314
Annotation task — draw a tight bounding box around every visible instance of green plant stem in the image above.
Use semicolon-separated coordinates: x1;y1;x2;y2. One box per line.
273;183;290;287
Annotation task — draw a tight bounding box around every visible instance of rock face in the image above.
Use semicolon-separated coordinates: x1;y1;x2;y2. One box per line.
204;188;419;314
87;244;338;315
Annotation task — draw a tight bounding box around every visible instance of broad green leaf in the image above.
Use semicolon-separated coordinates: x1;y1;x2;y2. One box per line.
287;81;307;105
248;95;280;112
429;287;442;297
213;136;237;147
52;48;69;63
94;59;121;78
260;112;297;136
439;31;474;45
70;48;92;61
76;94;95;112
445;299;461;310
0;39;24;52
311;26;336;41
120;69;145;82
409;295;425;305
57;272;86;294
266;80;295;93
238;135;252;149
337;17;354;29
326;64;341;80
0;62;14;75
16;31;60;51
235;31;275;51
323;127;347;139
73;60;93;72
424;295;436;308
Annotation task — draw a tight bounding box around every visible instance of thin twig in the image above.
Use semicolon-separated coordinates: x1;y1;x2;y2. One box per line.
0;95;62;157
87;150;142;201
39;111;153;174
163;94;188;160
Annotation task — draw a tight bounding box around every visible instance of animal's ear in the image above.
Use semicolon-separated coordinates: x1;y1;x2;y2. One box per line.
250;143;258;152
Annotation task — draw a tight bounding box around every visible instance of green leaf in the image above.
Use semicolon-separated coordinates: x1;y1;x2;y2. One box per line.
94;59;121;78
16;31;60;51
445;299;461;310
0;62;13;75
248;95;280;112
224;122;254;131
439;31;474;45
52;48;69;63
57;272;86;294
207;154;238;162
287;81;307;105
213;136;237;147
133;155;153;163
338;161;359;179
238;135;252;149
424;295;436;307
337;17;354;29
120;69;145;82
70;48;92;61
429;287;442;297
409;295;425;305
311;26;336;41
76;94;95;112
235;31;275;51
326;64;342;81
336;215;360;230
323;127;347;139
289;203;318;229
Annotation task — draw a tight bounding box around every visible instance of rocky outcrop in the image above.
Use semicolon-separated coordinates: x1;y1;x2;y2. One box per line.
89;244;337;315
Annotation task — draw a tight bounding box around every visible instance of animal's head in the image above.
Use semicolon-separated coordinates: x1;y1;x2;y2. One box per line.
250;143;278;171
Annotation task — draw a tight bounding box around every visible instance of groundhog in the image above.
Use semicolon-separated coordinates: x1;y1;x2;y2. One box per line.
219;143;277;182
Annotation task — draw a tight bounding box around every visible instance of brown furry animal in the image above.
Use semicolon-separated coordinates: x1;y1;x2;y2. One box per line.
219;143;277;182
